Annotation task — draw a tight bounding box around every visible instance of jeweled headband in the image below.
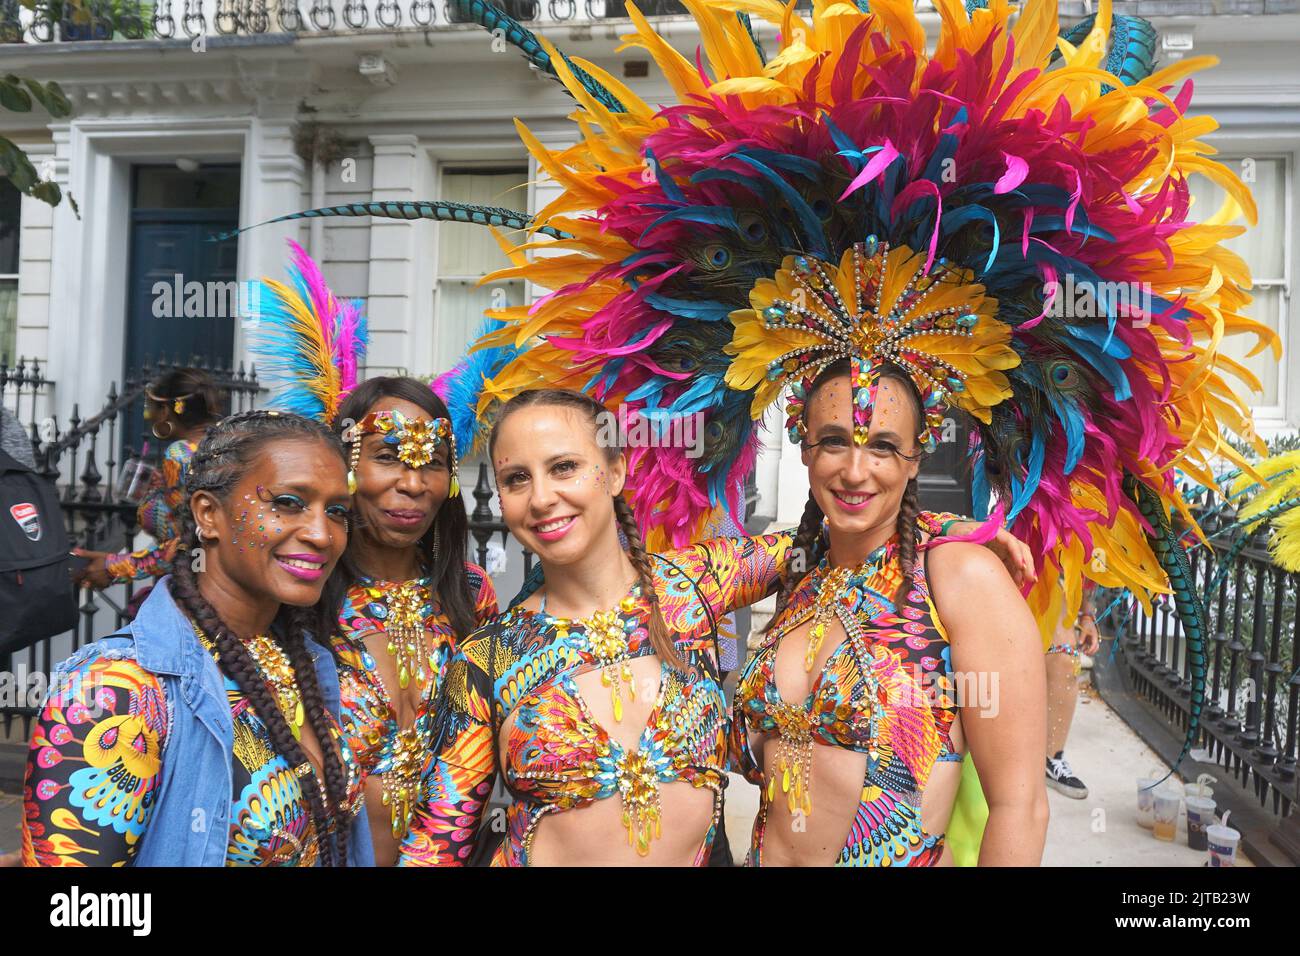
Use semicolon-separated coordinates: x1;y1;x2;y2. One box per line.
347;409;460;497
725;238;1017;453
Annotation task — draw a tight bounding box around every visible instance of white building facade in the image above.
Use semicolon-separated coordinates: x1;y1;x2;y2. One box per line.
2;0;1298;551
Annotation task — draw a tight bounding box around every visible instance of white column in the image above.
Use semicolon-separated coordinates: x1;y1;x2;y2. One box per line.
365;134;424;376
236;117;306;369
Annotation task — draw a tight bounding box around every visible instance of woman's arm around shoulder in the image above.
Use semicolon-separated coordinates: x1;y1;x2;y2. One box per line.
926;541;1049;866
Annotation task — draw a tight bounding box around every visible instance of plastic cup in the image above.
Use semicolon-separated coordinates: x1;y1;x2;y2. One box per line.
1207;822;1240;866
1136;774;1164;828
1152;789;1181;842
1185;795;1216;852
116;457;157;504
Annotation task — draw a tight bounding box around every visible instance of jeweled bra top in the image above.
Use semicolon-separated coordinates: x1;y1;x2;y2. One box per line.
732;534;963;867
333;563;497;841
404;533;789;867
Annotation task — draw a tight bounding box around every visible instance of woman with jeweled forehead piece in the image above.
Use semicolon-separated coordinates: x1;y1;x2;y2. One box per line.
247;242;498;865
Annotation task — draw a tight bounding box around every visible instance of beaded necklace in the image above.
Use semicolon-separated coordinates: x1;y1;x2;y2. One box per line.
769;541;894;816
541;586;643;724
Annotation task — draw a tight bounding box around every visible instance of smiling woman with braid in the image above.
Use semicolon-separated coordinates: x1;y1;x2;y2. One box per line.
19;410;374;866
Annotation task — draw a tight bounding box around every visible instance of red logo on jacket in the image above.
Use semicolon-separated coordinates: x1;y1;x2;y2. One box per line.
10;502;42;542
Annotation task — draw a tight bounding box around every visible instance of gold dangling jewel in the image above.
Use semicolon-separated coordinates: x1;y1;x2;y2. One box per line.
769;702;815;816
383;581;428;690
804;565;850;671
615;749;662;856
570;596;640;723
243;632;306;741
383;725;425;839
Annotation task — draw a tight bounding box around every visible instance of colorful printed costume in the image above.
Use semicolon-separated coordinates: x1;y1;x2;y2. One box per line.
104;438;197;582
333;565;498;842
228;0;1276;848
401;532;788;866
21;583;367;867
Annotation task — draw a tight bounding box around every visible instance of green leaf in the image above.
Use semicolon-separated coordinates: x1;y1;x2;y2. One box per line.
30;179;61;206
0;77;32;114
0;139;38;192
23;78;72;119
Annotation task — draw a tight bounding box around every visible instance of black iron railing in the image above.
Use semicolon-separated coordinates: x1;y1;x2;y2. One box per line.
1;356;263;738
1116;489;1298;830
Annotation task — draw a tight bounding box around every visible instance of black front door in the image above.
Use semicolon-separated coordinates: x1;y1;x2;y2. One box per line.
122;165;240;456
918;411;974;516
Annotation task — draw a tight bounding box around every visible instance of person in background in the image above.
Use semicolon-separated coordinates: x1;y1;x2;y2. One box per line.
1044;578;1101;799
74;368;221;594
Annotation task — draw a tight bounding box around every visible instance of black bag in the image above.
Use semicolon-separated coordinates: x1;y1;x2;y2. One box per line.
0;450;78;654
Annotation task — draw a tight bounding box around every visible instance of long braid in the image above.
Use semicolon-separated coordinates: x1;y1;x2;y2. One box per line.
280;611;350;867
613;493;689;673
766;491;826;632
171;409;352;865
894;476;920;607
169;541;340;865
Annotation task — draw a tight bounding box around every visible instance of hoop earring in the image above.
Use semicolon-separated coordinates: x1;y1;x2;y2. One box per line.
152;420;175;440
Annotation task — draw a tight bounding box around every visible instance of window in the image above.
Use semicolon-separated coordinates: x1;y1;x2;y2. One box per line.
433;167;528;377
1186;155;1290;417
0;179;19;362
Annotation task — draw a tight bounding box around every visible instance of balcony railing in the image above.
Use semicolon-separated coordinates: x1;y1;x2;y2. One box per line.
0;0;703;43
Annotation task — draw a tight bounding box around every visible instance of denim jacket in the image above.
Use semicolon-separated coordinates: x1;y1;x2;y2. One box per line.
49;577;375;866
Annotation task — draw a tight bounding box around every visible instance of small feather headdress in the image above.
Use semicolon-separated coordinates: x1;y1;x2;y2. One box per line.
248;239;369;425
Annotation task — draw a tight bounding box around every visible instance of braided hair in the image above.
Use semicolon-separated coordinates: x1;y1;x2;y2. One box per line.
488;389;689;672
170;409;352;866
793;359;927;610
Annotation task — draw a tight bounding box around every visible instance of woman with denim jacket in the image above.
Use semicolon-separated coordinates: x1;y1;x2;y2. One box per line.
19;410;375;867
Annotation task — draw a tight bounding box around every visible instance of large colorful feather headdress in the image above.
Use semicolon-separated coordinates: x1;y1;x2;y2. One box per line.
229;0;1279;774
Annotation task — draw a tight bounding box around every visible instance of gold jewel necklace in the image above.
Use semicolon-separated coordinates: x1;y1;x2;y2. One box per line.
242;632;308;742
544;584;642;724
379;579;431;690
771;544;893;816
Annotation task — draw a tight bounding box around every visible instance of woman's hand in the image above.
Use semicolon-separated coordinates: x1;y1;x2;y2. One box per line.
0;849;20;867
72;549;113;590
1076;613;1100;655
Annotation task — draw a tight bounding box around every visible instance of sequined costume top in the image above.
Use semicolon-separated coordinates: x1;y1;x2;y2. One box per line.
105;439;197;582
332;564;498;842
399;532;791;867
21;628;364;867
732;531;964;867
